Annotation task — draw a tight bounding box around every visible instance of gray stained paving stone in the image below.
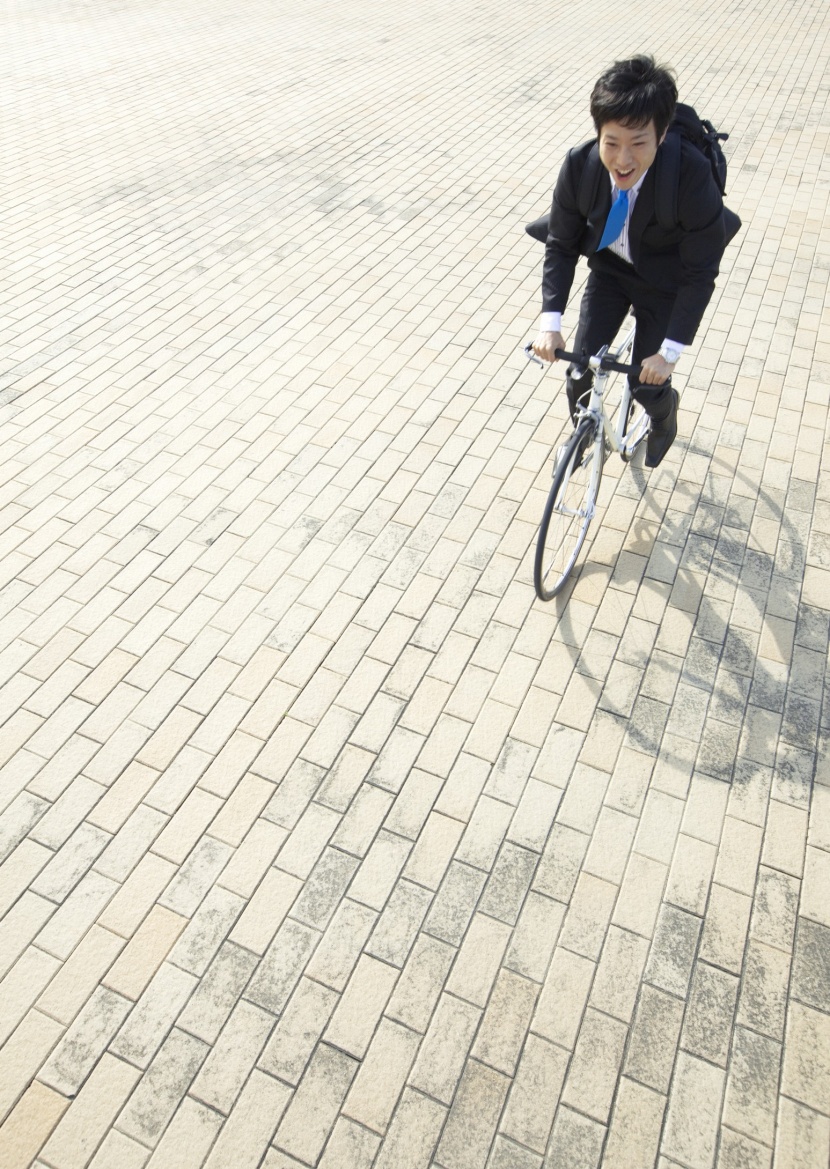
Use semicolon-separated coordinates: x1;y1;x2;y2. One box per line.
1;0;830;1166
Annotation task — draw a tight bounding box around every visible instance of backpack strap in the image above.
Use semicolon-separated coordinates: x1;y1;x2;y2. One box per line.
655;130;681;231
577;143;604;220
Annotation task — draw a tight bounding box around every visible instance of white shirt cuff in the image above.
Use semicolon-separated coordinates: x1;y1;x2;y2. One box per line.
661;339;685;359
540;312;562;333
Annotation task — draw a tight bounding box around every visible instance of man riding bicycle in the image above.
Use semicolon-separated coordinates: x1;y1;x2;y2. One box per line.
531;55;738;468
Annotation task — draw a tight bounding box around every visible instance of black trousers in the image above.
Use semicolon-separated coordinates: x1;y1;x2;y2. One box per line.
566;251;676;423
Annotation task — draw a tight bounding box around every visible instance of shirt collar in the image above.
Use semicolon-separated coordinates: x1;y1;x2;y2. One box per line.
609;168;650;198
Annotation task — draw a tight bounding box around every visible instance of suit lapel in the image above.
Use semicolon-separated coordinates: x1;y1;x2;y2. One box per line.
628;166;656;266
588;153;612;251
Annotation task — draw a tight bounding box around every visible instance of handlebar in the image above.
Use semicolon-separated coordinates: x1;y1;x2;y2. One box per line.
523;341;641;378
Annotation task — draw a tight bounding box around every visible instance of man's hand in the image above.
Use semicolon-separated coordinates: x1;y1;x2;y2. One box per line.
639;353;675;385
532;331;565;363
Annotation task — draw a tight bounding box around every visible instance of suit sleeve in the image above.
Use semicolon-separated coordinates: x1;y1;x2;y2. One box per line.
665;152;726;344
541;148;589;314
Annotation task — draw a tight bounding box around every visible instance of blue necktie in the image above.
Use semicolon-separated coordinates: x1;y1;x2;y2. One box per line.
598;187;629;250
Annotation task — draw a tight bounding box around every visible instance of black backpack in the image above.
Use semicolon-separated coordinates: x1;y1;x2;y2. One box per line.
650;103;732;232
525;102;740;244
669;103;729;194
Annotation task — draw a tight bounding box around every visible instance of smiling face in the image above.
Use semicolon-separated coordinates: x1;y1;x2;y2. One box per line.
598;119;664;189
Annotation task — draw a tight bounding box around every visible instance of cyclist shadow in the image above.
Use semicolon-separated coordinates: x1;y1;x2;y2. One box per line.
552;434;824;794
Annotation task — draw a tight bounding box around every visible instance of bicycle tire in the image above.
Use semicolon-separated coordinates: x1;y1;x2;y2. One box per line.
534;417;603;601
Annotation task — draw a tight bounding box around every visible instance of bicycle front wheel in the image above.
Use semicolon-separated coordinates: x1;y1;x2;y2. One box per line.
534;418;603;601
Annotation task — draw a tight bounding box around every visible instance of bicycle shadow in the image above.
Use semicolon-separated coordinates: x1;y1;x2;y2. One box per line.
547;432;823;790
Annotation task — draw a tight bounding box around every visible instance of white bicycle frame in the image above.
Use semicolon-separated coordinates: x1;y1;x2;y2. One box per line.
576;325;643;459
525;324;645;525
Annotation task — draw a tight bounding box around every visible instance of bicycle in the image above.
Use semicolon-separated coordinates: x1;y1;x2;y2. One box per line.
524;323;650;600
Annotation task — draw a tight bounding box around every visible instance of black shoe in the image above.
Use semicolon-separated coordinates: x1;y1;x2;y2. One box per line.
645;389;678;468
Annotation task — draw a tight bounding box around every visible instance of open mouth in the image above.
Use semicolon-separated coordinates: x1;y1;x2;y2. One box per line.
615;168;636;183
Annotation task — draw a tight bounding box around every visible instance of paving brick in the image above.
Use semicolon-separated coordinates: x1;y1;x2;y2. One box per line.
590;925;650;1023
561;1007;628;1124
318;1118;381;1169
531;946;594;1050
722;1025;781;1147
645;903;701;999
625;984;684;1094
88;1130;151;1169
445;913;511;1007
143;1097;223;1169
603;1077;666;1169
274;1043;359;1165
343;1017;420;1132
560;871;618;958
435;1058;510;1169
228;867;301;955
0;946;61;1048
324;953;398;1058
217;819;287;899
204;1070;292;1164
666;833;718;915
167;885;245;977
158;836;232;918
737;939;790;1040
245;918;320;1015
0;840;53;920
700;883;753;973
403;811;465;890
190;999;274;1114
366;880;432;966
40;1054;141;1169
37;925;126;1028
479;842;538;925
373;1087;446;1169
715;1129;773;1169
332;784;395;858
207;774;275;846
749;867;800;952
780;1001;830;1115
116;1027;208;1148
96;854;176;940
408;992;481;1104
714;814;764;895
304;899;377;993
500;1033;567;1154
544;1106;605;1169
151;789;222;866
39;985;132;1097
104;905;188;999
660;1052;725;1168
36;871;119;959
258;979;336;1086
774;1098;830;1169
681;960;738;1067
0;1082;69;1169
176;941;258;1045
110;962;197;1069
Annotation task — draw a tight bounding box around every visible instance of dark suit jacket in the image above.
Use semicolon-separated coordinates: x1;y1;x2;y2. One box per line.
542;137;727;345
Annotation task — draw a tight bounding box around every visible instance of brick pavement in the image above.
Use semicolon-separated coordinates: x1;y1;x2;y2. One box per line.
1;0;830;1165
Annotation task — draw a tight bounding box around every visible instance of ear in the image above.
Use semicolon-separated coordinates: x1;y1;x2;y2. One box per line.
658;129;667;146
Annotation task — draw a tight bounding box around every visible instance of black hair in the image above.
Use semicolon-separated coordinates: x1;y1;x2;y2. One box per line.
590;55;677;139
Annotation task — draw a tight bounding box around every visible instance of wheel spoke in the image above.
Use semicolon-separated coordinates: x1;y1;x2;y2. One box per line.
534;422;602;600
